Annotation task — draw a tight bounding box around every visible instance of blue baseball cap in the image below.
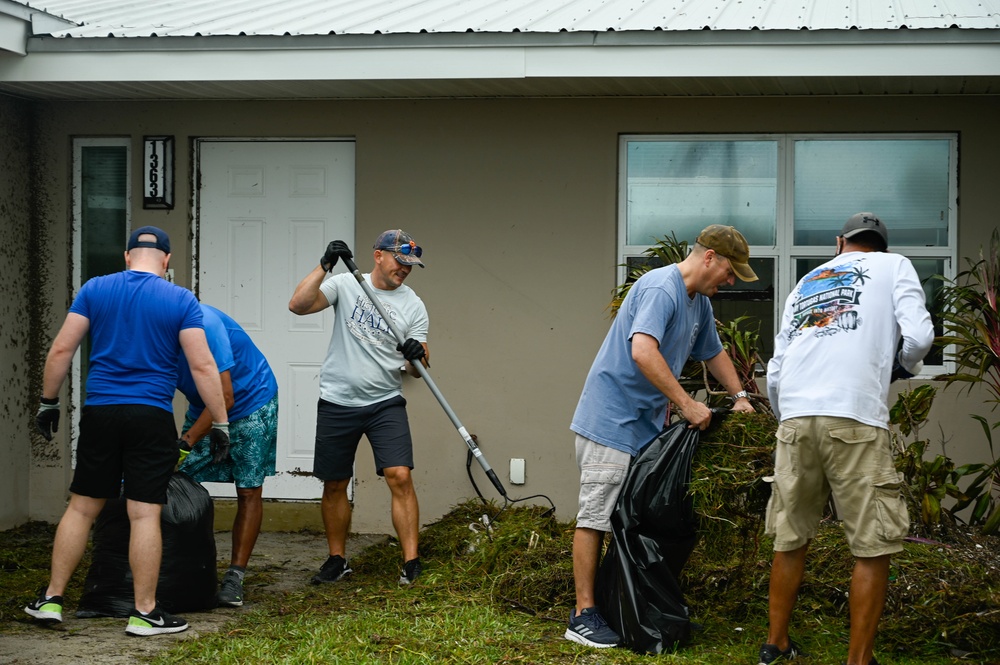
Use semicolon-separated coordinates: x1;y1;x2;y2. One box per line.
127;226;171;254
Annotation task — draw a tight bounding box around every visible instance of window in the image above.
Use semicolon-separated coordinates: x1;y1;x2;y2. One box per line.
74;139;131;289
620;134;956;372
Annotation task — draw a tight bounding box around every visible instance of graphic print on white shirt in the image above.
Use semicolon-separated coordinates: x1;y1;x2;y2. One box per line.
317;272;429;407
345;292;396;348
788;259;870;340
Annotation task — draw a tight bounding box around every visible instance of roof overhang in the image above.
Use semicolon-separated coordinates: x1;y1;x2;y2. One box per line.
1;28;998;100
0;0;74;55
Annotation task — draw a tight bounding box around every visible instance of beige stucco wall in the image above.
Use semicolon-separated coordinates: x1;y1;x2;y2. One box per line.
22;94;1000;534
0;95;34;529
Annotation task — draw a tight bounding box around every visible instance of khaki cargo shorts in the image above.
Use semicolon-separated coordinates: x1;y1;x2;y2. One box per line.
764;416;909;558
574;434;631;532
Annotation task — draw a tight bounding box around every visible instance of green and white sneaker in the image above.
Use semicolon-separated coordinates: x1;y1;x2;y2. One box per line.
125;606;189;636
24;589;63;622
217;570;245;607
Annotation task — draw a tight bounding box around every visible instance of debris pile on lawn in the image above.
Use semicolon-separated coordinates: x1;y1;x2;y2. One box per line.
355;410;1000;659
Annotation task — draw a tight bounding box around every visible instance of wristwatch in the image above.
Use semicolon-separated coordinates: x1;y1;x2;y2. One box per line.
731;390;748;402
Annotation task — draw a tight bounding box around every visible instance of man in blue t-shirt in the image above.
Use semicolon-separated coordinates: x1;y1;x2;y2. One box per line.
564;225;758;649
27;226;229;637
176;303;279;608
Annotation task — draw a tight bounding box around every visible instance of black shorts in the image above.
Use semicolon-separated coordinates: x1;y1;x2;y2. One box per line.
70;404;178;504
313;395;413;481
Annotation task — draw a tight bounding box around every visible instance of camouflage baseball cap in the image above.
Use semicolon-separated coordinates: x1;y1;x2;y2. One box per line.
373;229;424;268
696;225;757;282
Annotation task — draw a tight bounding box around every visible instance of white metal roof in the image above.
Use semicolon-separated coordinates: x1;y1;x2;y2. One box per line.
21;0;1000;38
1;0;998;100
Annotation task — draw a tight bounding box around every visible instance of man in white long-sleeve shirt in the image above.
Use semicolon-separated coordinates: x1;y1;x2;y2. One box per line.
759;213;934;665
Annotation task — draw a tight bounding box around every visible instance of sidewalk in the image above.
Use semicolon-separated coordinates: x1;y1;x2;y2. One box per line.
0;530;385;665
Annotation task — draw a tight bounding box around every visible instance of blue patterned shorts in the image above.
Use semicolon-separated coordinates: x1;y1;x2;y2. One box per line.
179;393;278;489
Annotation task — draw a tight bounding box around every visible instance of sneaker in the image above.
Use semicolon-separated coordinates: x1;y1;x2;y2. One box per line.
125;606;189;636
217;570;244;607
564;606;620;648
24;589;63;622
759;638;806;664
399;557;422;585
311;555;353;585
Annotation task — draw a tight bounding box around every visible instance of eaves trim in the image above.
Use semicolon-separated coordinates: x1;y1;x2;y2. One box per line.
24;26;1000;54
4;39;1000;83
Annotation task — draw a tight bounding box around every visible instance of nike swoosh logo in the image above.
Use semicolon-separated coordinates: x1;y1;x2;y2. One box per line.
147;616;166;626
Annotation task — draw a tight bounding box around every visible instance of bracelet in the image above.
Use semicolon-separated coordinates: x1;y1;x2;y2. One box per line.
731;390;748;401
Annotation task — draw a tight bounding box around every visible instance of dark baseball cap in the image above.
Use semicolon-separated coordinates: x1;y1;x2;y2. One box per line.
696;225;758;282
840;212;888;250
127;225;171;254
373;229;424;268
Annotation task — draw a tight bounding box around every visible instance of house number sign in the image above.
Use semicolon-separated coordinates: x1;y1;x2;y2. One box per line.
143;136;174;209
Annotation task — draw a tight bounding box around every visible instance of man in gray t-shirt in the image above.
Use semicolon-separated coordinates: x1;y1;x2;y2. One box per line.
289;230;429;587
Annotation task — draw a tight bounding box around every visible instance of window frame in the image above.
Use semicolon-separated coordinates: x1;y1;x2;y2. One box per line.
70;137;132;458
618;132;958;377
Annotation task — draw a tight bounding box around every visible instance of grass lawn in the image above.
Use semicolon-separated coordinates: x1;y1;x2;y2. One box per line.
145;498;997;665
5;414;998;663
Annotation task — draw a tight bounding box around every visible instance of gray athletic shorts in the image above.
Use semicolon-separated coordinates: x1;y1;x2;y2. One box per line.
574;434;631;532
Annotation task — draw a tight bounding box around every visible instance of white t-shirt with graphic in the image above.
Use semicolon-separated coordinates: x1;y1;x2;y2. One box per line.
318;272;429;407
767;251;934;428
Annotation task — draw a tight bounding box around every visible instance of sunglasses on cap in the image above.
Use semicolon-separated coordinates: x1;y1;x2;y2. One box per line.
378;241;422;258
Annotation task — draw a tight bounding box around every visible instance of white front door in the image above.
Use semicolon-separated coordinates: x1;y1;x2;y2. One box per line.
195;139;355;500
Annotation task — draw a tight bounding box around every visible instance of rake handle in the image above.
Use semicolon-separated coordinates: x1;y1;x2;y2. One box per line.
341;256;508;499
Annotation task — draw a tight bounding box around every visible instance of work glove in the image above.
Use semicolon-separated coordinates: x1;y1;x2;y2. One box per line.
36;397;60;441
320;240;353;272
177;439;192;466
397;338;425;363
209;423;231;464
890;352;923;382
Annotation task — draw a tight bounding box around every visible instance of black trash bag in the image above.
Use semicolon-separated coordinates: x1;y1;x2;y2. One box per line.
76;472;218;618
595;411;727;654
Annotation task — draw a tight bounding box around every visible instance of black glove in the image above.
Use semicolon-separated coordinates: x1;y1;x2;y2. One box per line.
320;240;353;272
890;352;922;382
397;338;426;363
36;397;60;441
209;423;231;464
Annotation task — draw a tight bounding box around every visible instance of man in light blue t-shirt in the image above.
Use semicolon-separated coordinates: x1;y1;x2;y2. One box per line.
564;225;758;649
